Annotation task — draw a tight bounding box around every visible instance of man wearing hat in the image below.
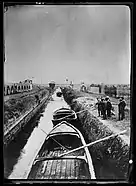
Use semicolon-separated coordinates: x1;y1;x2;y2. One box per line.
96;97;102;117
101;97;107;119
118;97;126;120
105;96;112;118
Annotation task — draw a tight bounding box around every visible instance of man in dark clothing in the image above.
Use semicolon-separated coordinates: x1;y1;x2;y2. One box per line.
105;97;112;118
35;95;39;104
101;98;107;119
96;98;102;117
118;97;126;120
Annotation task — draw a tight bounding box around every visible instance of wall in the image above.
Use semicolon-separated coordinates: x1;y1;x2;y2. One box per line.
4;93;51;147
4;80;33;96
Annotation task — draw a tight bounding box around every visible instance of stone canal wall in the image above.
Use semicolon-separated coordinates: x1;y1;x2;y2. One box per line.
61;87;130;179
4;92;51;147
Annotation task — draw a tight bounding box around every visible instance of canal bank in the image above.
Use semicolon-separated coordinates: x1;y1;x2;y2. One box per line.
4;90;52;147
4;87;70;179
4;87;131;180
61;87;131;180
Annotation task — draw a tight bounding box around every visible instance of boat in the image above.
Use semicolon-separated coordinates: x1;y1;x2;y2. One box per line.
52;107;77;126
56;91;63;97
27;121;96;180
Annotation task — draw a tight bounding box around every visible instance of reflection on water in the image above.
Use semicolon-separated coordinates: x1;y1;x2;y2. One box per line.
4;88;70;179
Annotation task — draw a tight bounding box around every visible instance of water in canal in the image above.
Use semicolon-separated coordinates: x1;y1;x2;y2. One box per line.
4;87;70;179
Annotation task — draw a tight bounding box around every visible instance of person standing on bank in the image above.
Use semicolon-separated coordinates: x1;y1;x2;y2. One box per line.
118;97;126;120
35;95;39;104
101;98;107;119
105;96;112;118
96;98;102;117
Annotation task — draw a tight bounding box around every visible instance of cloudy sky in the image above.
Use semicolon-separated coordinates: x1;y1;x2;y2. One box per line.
4;5;130;84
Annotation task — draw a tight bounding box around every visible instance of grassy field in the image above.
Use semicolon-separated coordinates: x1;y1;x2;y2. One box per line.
62;87;130;138
4;86;49;133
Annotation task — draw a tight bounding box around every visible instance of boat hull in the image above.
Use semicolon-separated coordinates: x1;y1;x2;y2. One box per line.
27;121;95;180
52;108;77;127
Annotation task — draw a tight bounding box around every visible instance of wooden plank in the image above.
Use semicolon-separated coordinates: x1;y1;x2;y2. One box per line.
49;151;58;179
70;159;75;179
54;159;61;179
51;151;56;157
43;151;53;179
47;150;53;157
65;159;71;179
41;149;48;157
48;159;54;179
41;161;49;179
43;160;53;179
57;149;61;156
60;159;67;179
41;161;48;174
75;159;79;179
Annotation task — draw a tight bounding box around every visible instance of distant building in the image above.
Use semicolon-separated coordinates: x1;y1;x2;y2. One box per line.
4;79;33;96
87;84;101;94
116;84;130;97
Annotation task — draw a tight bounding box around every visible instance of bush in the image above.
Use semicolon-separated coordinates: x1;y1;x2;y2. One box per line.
4;88;50;126
61;87;130;179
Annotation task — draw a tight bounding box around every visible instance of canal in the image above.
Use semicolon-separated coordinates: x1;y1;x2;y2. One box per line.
4;87;70;179
4;87;129;180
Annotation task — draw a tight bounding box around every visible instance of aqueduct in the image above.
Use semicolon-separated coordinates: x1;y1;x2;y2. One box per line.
4;79;33;96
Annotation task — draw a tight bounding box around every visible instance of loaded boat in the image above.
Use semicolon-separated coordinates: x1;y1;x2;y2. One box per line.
27;121;96;180
52;107;77;126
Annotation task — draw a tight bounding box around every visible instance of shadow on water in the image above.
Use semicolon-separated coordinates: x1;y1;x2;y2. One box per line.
4;104;46;178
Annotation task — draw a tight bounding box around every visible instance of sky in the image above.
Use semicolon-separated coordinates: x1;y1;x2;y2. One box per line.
4;5;131;84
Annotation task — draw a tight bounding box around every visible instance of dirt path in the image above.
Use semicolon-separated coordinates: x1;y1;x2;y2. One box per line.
76;95;130;145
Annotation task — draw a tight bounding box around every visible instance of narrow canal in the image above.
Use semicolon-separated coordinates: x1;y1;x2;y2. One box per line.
4;87;128;180
4;87;70;179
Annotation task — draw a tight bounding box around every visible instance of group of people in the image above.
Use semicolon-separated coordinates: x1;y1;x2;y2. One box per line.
95;96;112;120
95;96;126;121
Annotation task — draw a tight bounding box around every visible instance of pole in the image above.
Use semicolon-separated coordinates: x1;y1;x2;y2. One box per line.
58;129;127;158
